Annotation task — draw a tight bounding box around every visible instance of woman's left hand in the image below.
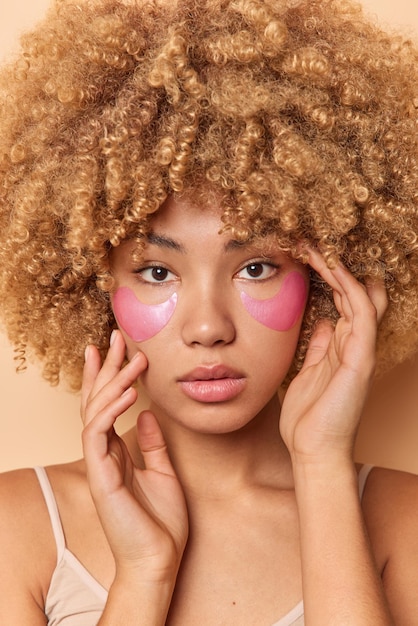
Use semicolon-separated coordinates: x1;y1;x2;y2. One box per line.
280;247;388;467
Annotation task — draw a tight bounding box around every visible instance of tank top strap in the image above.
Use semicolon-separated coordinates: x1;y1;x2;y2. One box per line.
358;464;374;500
34;466;66;562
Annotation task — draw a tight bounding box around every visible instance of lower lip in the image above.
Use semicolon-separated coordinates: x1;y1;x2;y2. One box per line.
179;378;246;403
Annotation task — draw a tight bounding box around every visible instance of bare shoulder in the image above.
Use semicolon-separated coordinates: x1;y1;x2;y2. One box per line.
362;466;418;551
0;466;53;622
0;461;86;623
0;465;53;561
0;460;86;538
362;466;418;623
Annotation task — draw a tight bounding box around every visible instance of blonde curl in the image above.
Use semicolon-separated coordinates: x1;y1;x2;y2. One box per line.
0;0;417;390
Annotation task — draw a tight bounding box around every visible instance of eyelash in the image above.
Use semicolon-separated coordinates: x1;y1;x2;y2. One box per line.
133;264;176;284
235;261;280;281
133;261;280;284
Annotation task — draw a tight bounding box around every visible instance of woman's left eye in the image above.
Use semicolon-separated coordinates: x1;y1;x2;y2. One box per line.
236;262;278;280
135;266;175;283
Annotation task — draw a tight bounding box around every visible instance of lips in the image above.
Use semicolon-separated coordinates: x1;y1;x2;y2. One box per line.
178;365;246;403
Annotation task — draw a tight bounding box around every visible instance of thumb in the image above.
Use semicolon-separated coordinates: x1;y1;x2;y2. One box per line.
137;411;176;477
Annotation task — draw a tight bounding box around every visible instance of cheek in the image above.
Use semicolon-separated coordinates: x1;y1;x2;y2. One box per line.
112;287;177;342
240;271;308;332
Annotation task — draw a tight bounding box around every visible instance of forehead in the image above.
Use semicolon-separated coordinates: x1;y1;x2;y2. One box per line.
150;193;222;227
111;191;299;265
144;194;230;250
148;195;281;254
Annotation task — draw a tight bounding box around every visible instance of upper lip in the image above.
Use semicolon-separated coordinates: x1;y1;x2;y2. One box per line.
179;365;244;382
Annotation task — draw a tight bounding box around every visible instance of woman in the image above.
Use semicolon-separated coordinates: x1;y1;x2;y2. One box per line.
0;0;418;623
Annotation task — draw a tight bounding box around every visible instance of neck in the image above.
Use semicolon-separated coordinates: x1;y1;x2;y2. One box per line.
131;395;293;504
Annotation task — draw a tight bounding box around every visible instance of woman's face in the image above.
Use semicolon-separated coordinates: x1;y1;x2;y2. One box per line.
109;195;309;434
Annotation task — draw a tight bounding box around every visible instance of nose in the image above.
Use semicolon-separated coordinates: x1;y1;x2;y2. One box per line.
180;285;236;347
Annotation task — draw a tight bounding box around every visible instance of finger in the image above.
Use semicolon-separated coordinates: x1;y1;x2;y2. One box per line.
84;386;138;438
81;331;127;423
307;247;374;322
89;330;128;396
365;279;388;324
83;351;147;427
81;344;103;423
137;411;177;477
306;248;354;301
82;328;148;426
82;386;138;461
301;319;334;370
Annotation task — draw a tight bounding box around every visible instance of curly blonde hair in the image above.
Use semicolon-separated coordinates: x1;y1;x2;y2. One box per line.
1;0;418;389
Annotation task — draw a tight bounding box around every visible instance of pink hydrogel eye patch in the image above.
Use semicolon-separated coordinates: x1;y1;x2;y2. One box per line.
113;287;177;342
240;271;307;331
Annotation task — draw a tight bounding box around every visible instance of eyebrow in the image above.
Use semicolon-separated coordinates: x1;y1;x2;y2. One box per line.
147;231;248;253
146;232;186;252
224;239;247;251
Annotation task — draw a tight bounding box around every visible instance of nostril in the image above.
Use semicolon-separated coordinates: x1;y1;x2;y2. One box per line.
183;317;236;347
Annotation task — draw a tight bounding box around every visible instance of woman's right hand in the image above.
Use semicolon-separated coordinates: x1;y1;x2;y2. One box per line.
81;330;189;587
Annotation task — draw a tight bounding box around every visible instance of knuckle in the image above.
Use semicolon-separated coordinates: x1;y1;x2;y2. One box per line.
363;298;379;321
81;419;95;443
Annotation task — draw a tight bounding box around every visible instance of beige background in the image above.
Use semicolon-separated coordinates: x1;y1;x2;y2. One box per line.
1;0;418;473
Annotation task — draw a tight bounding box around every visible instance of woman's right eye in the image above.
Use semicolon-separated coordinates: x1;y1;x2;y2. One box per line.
135;266;176;283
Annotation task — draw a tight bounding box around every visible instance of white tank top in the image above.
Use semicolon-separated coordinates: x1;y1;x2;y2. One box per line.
34;464;373;625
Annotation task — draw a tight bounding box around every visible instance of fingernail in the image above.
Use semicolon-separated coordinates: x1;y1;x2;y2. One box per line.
84;345;91;362
110;329;117;346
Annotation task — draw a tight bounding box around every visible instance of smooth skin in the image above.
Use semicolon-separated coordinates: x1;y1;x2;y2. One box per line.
1;196;418;624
